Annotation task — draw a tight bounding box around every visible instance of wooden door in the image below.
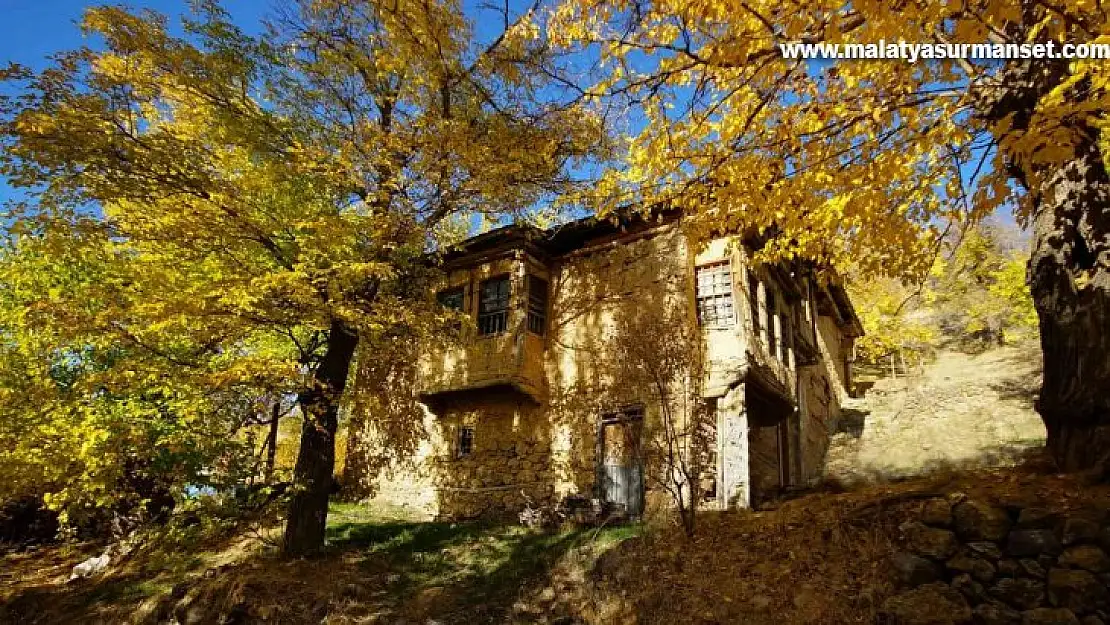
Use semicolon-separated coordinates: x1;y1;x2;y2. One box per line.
599;409;644;516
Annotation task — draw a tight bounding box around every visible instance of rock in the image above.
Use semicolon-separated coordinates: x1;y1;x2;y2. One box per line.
1047;568;1107;613
971;542;1005;561
1062;518;1102;547
68;552;111;581
974;601;1022;625
904;522;961;560
1080;616;1107;625
999;560;1023;577
1021;608;1080;625
923;499;954;527
991;578;1046;610
953;573;988;604
1097;528;1110;553
955;501;1013;542
1060;546;1110;573
1009;530;1064;558
948;554;996;583
893;551;944;587
226;602;252;624
1022;559;1049;579
1019;509;1062;530
877;583;972;624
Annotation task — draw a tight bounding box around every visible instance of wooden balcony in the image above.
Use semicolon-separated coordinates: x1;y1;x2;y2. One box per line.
418;251;549;403
419;327;546;402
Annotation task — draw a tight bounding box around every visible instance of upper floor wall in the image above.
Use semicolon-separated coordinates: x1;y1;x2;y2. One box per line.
417;218;861;407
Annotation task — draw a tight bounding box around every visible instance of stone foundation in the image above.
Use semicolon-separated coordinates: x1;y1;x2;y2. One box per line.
881;495;1110;624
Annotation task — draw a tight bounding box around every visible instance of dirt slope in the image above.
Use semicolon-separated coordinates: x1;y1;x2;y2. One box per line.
825;343;1047;485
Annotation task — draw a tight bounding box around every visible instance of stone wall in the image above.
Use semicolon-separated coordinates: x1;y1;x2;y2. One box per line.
431;394;561;519
881;495;1110;625
798;366;838;485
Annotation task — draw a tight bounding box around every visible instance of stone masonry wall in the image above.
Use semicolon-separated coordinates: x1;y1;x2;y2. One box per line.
431;394;560;520
881;495;1110;625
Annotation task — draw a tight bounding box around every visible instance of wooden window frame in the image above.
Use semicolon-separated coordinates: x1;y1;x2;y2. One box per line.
694;260;736;328
477;274;511;336
747;270;761;336
766;289;778;357
526;275;548;336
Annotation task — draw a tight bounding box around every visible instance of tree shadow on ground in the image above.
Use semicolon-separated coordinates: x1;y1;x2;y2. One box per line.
991;372;1042;404
1;511;614;625
833;407;870;439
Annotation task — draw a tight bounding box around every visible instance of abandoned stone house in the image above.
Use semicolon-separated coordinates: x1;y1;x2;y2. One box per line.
347;213;863;519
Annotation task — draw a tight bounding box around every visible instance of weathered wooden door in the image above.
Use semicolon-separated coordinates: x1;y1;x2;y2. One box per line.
599;409;644;516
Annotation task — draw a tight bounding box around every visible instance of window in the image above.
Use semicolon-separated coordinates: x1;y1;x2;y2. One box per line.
695;261;735;327
747;271;761;336
457;426;474;457
437;287;464;311
766;289;778;357
526;275;548;336
478;276;510;335
781;310;792;366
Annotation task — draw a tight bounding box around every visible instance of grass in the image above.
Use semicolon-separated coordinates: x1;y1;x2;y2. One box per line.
322;502;642;621
1;501;642;624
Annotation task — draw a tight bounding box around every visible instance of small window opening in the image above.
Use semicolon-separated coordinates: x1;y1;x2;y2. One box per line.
437;287;464;311
457;426;474;457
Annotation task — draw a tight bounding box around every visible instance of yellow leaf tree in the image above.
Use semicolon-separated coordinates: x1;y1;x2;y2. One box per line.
551;0;1110;471
1;1;605;554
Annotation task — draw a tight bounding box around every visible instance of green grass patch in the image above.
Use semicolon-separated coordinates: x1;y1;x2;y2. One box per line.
323;502;642;618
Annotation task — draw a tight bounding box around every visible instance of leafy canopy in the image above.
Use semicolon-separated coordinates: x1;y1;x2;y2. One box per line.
548;0;1110;277
0;0;605;515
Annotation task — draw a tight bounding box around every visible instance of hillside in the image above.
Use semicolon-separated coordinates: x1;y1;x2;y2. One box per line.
825;343;1047;485
2;344;1084;625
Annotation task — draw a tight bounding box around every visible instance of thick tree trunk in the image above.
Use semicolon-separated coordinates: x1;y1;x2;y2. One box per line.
283;319;358;557
978;61;1110;471
1027;144;1110;471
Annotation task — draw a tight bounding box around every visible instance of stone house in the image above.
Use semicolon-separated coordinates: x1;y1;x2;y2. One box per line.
345;213;863;519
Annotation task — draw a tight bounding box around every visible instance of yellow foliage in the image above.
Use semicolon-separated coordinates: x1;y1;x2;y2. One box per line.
548;0;1107;282
0;0;607;520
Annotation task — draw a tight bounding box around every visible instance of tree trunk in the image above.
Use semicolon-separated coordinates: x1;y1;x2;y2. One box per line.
978;61;1110;471
264;400;281;484
283;319;359;557
1027;143;1110;471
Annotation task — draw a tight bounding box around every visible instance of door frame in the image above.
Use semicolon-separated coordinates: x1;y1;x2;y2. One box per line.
596;405;646;515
